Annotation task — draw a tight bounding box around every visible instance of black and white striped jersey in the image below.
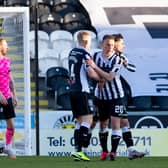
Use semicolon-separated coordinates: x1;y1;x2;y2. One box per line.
68;47;92;93
93;51;124;100
119;52;136;72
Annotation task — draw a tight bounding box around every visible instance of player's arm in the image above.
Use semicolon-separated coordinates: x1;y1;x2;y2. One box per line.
120;53;136;72
86;57;120;81
86;65;102;81
126;63;136;72
85;56;103;81
9;74;18;106
91;65;115;81
0;91;8;105
86;59;115;81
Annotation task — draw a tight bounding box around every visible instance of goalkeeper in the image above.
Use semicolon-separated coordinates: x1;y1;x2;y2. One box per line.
0;38;18;159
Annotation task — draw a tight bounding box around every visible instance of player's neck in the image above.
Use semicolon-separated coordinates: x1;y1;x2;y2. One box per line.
0;53;5;58
103;50;115;58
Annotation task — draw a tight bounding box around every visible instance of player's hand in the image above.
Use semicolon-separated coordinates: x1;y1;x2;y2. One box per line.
98;79;105;89
0;92;8;105
123;59;128;66
13;95;18;107
120;55;128;66
86;58;96;69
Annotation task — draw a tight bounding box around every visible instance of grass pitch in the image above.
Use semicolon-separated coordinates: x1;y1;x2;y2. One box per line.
0;156;167;168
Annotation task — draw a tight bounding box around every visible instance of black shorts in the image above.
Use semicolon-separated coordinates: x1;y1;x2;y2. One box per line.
96;98;112;121
0;98;16;120
70;91;94;119
111;97;128;118
92;98;99;122
96;97;128;121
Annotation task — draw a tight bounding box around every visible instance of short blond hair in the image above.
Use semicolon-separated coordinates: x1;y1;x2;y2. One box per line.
77;31;91;44
0;38;6;46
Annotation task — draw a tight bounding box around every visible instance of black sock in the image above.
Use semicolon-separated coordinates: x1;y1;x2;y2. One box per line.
122;131;134;148
83;132;92;148
111;135;121;153
99;132;108;152
79;126;89;149
74;129;81;152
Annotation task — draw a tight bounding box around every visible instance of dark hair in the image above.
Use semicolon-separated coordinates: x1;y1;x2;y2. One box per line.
102;34;115;41
113;33;123;42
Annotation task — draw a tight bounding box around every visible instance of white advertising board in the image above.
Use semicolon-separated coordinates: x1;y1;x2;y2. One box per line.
37;129;168;157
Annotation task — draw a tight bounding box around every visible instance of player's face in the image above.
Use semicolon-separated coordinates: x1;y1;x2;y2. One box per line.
115;39;125;53
0;40;8;55
80;34;91;50
102;38;115;56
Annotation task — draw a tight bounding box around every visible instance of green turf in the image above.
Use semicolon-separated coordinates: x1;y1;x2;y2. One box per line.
0;156;167;168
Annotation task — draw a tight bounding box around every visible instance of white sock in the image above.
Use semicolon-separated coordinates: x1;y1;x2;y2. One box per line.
5;144;11;150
